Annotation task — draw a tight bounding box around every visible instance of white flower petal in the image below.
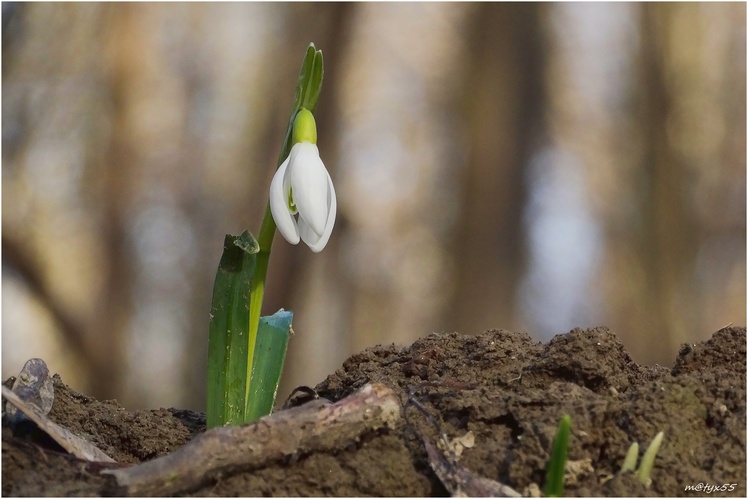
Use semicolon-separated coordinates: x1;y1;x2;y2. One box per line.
269;155;300;245
300;170;336;253
289;142;329;237
282;159;297;215
298;217;320;248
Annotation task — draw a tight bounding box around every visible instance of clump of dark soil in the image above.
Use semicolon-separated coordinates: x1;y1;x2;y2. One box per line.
3;326;745;496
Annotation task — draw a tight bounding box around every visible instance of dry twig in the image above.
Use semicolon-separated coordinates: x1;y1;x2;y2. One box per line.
103;382;401;496
1;386;115;463
405;381;521;497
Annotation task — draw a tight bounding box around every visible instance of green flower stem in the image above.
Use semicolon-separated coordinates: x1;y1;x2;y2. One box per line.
244;204;275;410
242;43;324;418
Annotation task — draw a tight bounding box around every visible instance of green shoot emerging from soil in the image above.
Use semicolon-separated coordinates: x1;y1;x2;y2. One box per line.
619;431;665;487
206;43;328;428
544;414;571;497
637;431;665;486
620;442;639;474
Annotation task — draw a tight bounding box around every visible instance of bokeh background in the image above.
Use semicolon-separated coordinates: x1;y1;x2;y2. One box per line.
3;2;745;411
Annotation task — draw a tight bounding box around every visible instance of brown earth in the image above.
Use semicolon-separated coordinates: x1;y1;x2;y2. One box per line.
2;326;746;496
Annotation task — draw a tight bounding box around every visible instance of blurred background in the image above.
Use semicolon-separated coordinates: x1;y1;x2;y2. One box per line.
2;2;745;411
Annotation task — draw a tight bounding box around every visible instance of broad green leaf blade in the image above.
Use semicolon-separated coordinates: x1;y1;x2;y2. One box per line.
206;230;259;429
244;309;293;423
545;414;571;497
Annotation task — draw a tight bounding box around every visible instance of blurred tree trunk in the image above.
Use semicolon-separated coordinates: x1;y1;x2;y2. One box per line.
1;3;126;398
93;4;139;398
611;3;736;363
635;3;694;359
449;3;546;334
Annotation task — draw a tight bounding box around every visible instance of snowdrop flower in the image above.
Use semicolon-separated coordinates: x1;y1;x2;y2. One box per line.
269;109;336;252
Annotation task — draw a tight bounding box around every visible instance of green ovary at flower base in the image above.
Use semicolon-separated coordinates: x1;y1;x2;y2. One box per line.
269;108;336;253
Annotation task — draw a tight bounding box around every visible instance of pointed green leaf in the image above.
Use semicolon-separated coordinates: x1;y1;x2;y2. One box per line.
244;309;293;423
545;415;571;497
303;49;324;112
636;431;664;486
290;44;316;118
620;442;639;473
275;43;324;171
206;230;258;429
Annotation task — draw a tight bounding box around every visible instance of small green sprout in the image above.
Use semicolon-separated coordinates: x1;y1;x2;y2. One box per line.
636;431;664;486
619;441;639;474
544;414;571;497
619;431;665;487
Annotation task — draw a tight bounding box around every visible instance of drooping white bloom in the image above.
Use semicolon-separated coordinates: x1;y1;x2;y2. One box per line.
269;141;336;252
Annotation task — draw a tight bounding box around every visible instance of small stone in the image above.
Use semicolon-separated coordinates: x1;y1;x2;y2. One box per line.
4;358;54;424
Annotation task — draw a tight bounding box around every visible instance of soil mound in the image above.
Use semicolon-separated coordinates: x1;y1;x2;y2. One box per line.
3;326;745;496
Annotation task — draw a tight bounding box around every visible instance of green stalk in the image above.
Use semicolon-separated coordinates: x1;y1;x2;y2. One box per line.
244;206;275;414
242;43;324;419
